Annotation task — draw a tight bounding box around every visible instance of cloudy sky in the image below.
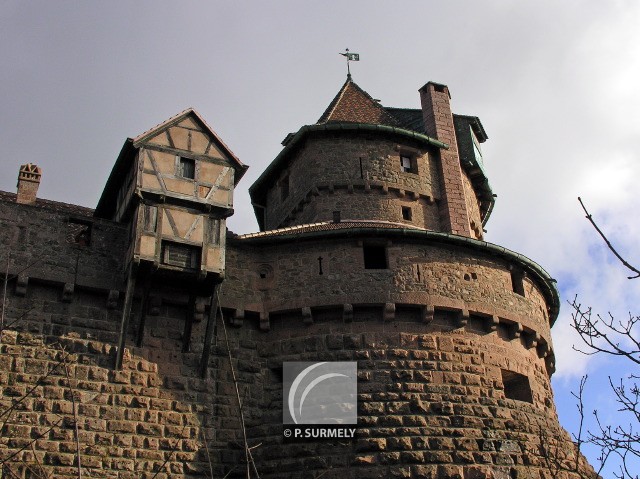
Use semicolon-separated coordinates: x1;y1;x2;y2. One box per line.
2;1;639;473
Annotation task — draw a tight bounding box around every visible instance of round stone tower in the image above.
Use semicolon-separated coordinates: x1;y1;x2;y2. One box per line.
219;78;595;478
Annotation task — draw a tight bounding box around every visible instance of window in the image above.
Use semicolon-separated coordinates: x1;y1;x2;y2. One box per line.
177;157;195;179
363;244;388;269
280;174;290;201
142;205;157;233
209;218;221;244
67;218;92;246
401;206;412;221
501;369;533;403
400;154;417;173
161;241;200;269
511;269;525;297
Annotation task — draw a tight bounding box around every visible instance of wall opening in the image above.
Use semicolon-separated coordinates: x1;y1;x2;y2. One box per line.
177;156;195;179
161;241;200;269
510;269;525;296
67;218;92;246
501;369;533;403
401;206;412;221
400;154;417;173
142;205;158;233
363;244;388;269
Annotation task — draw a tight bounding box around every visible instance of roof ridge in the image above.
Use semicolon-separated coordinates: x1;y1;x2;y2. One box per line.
317;77;352;124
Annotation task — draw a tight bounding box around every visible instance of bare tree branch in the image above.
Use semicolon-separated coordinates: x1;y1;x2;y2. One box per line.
578;197;640;279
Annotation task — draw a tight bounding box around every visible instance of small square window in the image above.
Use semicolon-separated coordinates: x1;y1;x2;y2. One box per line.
400;155;417;173
363;244;388;269
501;369;533;403
402;206;412;221
67;218;92;246
177;157;195;180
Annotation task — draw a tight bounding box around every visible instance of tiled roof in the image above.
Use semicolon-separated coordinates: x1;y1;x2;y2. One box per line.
317;78;400;127
236;219;426;240
0;190;94;217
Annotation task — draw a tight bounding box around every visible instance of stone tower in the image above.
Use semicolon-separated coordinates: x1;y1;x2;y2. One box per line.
0;79;595;479
219;77;596;478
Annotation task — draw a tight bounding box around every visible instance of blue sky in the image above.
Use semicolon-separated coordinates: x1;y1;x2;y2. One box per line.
2;1;640;475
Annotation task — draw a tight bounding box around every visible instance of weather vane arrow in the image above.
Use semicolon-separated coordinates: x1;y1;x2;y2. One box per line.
339;48;360;78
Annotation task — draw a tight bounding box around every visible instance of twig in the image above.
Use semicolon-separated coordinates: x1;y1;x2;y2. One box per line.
0;417;64;465
571;375;588;473
222;465;239;479
30;442;49;479
217;292;252;478
0;349;70;428
60;345;82;478
200;426;214;479
1;306;36;332
0;252;9;334
578;197;640;279
149;426;188;479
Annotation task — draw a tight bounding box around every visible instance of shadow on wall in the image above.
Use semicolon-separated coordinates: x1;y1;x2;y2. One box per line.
0;283;259;479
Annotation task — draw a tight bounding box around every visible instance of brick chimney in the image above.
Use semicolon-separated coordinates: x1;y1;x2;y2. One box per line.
419;82;472;237
16;163;42;205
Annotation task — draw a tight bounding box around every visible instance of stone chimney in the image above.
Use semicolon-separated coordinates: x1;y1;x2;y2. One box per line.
419;82;472;237
16;163;42;205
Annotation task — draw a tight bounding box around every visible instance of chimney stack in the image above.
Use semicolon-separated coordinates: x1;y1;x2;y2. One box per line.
16;163;42;205
419;82;472;237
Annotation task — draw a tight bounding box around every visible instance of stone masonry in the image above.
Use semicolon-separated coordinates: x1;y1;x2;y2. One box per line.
0;76;597;478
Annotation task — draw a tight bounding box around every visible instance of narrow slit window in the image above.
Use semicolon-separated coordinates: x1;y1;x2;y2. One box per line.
143;205;158;233
209;218;221;244
511;269;525;297
501;369;533;403
402;206;412;221
363;244;388;269
177;157;195;180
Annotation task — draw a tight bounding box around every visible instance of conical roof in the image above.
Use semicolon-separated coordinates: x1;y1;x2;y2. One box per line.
316;77;400;127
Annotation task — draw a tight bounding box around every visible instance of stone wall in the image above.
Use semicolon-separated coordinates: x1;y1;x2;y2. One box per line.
0;282;595;479
0;194;126;292
461;172;483;240
263;134;442;230
221;234;554;355
0;196;593;478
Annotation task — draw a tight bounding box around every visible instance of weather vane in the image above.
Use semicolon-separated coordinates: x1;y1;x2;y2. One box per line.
339;48;360;78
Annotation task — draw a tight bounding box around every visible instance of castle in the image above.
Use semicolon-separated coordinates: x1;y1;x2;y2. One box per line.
0;76;595;478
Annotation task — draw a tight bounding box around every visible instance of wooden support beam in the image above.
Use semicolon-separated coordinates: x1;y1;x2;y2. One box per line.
200;283;220;378
115;268;137;370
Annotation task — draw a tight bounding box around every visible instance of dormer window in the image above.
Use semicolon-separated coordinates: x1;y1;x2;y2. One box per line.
177;157;195;180
400;154;417;174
